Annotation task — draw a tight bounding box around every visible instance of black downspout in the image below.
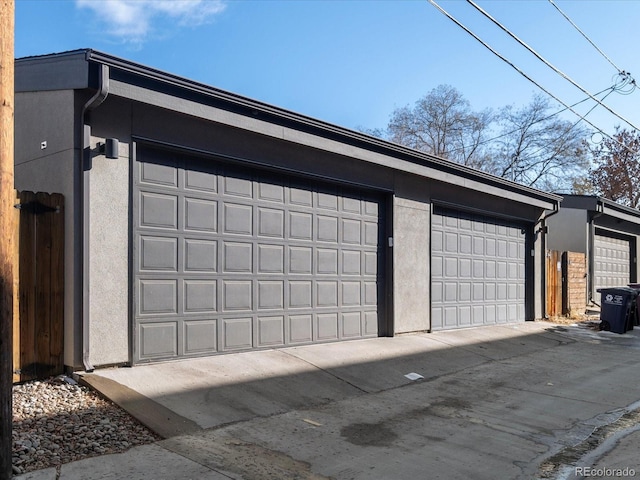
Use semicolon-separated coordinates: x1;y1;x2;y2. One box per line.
537;203;560;320
79;62;109;372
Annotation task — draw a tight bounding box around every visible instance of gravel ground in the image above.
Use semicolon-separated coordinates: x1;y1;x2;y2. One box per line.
12;376;161;476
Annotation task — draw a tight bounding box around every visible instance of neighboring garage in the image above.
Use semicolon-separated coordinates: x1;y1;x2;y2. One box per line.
593;230;634;292
547;195;640;306
15;50;560;370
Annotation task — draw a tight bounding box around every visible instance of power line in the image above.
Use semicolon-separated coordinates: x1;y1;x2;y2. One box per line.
445;85;616;156
548;0;627;76
505;87;618;170
427;0;636;154
465;0;640;132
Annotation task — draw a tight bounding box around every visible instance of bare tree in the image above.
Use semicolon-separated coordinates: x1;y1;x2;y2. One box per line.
385;84;493;169
361;87;591;191
490;94;589;192
588;127;640;208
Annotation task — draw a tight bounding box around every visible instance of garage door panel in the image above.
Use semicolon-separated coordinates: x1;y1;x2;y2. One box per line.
472;306;484;324
222;280;252;311
223;175;252;198
134;147;384;363
364;312;378;335
342;250;361;275
432;207;527;330
140;192;177;229
343;197;361;214
139;322;178;358
258;182;284;203
223;242;252;273
318;190;338;211
364;282;377;305
317;248;338;274
139;280;177;315
183;320;217;355
290;281;312;308
184;239;217;272
594;232;632;291
184;198;217;232
258;244;284;273
317;216;338;242
289;315;313;344
222;317;253;351
257;281;284;310
364;252;378;276
289;247;312;274
140;160;178;187
184;280;217;313
185;169;217;193
140;236;178;271
223;203;252;235
258;207;285;238
317;281;338;307
289;186;313;207
290;212;313;240
342;282;361;306
342;312;362;338
257;316;285;347
317;313;339;340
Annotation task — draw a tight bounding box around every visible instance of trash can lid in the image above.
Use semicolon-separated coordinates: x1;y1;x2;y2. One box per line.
597;287;639;294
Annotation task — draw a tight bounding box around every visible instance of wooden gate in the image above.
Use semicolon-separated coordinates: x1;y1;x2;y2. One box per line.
546;250;563;318
13;191;64;383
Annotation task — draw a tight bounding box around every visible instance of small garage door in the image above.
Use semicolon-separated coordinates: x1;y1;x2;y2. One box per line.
431;207;527;330
594;230;633;292
132;145;385;363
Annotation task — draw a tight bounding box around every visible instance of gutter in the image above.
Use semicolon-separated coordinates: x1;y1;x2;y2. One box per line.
79;62;109;372
537;201;561;226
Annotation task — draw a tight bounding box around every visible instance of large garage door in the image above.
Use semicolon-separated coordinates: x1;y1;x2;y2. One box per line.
594;230;633;292
431;207;527;330
132;146;385;363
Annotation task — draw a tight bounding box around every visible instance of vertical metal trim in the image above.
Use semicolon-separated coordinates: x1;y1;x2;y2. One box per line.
383;192;394;336
129;141;137;365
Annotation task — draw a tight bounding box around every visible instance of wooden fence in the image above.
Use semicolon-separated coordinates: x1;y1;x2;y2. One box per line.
12;191;64;383
546;250;563;317
546;250;587;319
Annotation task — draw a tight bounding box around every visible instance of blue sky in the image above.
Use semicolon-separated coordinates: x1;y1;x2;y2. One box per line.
15;0;640;138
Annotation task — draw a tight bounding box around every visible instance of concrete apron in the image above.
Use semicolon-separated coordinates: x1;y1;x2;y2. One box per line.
67;321;640;480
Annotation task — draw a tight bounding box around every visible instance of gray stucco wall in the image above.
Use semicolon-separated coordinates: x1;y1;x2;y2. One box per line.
14;90;79;367
88;145;130;366
546;208;589;253
85;98;133;367
393;194;431;333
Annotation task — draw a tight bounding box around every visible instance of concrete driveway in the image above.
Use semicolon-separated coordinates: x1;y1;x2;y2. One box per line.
19;321;640;479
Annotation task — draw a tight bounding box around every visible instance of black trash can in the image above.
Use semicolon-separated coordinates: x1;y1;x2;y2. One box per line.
628;284;640;326
597;287;638;334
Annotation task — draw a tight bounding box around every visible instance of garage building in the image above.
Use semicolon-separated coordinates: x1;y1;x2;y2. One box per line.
546;194;640;305
15;50;560;370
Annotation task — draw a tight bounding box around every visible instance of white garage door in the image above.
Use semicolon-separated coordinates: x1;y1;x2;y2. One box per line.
431;207;527;330
132;146;385;363
594;230;632;292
